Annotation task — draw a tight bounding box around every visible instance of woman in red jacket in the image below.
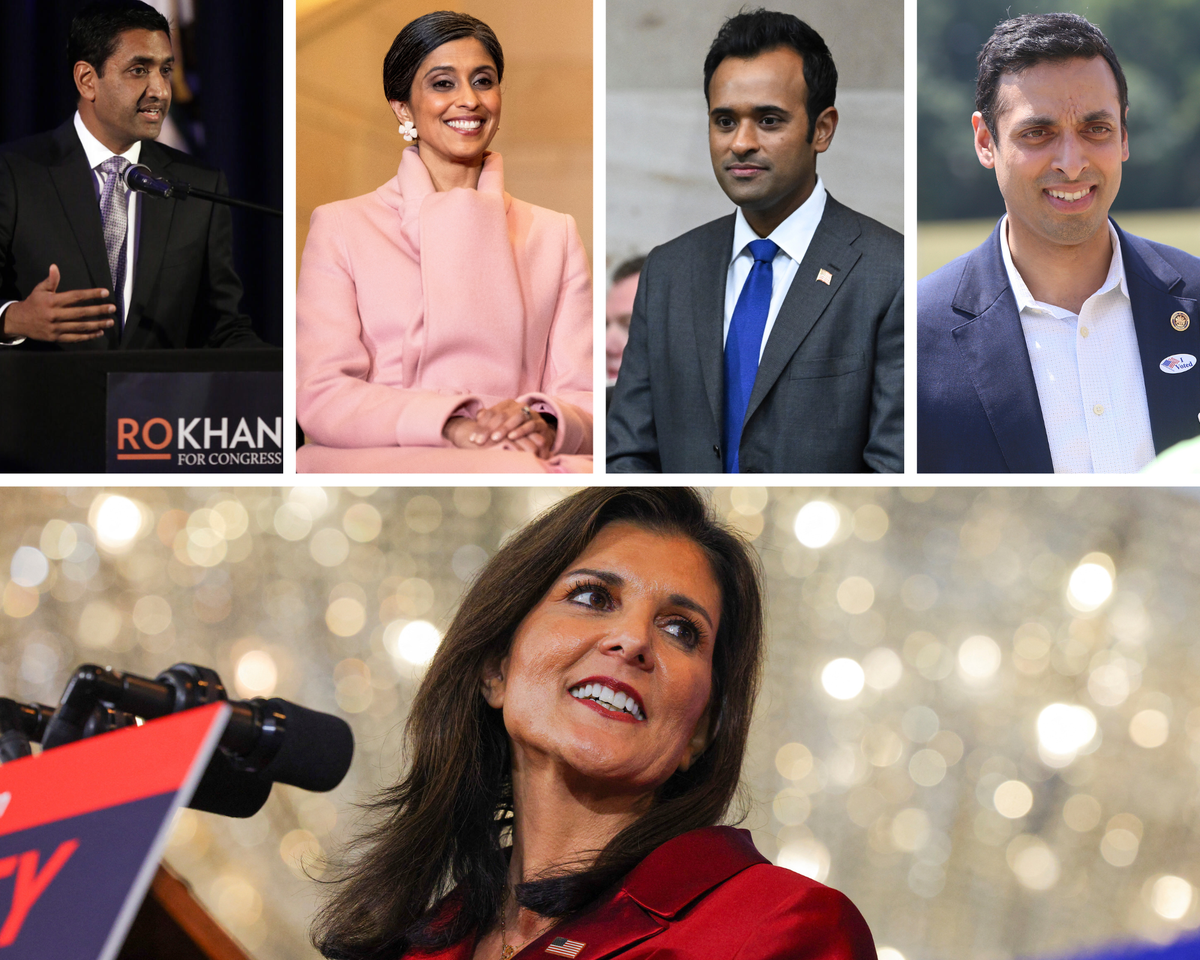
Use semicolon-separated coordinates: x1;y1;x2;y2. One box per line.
312;488;876;960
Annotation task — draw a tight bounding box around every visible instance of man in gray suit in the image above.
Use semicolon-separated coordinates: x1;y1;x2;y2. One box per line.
607;9;903;473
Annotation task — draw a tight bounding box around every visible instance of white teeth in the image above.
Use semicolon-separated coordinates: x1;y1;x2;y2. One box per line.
568;683;645;720
1048;188;1089;202
447;119;482;131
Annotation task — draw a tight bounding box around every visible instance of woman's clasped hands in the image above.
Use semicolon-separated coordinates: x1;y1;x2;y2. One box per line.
443;399;556;458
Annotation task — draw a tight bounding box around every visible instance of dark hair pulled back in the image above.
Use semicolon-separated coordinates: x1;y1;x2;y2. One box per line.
382;10;504;104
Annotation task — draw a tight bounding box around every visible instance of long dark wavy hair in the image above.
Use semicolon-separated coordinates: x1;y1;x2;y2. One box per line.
312;487;765;960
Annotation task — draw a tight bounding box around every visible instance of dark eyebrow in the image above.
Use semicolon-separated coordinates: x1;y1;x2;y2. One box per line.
565;567;715;630
1013;114;1057;128
1013;108;1117;129
126;54;173;66
710;104;790;117
423;63;496;76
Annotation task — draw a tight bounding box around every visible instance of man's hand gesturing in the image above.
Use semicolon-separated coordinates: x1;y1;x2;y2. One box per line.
2;264;116;342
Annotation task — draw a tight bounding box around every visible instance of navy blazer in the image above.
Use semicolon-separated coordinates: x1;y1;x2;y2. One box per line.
917;219;1200;473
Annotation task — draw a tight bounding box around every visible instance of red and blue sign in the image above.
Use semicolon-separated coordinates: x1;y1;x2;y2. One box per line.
0;703;229;960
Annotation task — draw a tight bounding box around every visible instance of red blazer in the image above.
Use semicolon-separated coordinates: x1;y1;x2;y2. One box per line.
411;826;876;960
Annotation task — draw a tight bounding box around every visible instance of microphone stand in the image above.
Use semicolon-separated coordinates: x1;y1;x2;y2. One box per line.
125;164;282;218
165;182;282;218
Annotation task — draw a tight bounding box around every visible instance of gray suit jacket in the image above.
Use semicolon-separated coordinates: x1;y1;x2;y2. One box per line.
607;195;904;473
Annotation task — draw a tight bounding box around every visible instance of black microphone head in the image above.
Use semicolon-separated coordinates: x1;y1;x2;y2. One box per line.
123;162;152;186
259;699;354;792
189;749;272;818
123;162;174;198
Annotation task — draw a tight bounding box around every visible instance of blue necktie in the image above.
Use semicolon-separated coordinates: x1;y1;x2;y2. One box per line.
723;238;778;473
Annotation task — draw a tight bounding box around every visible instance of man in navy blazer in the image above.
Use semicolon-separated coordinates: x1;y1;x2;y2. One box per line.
918;13;1200;473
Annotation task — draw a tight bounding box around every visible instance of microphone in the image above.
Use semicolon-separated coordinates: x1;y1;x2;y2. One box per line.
122;162;282;218
0;698;53;763
32;663;354;816
123;162;186;199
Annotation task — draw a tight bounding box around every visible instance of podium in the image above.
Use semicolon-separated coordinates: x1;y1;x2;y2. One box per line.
117;864;252;960
0;348;282;472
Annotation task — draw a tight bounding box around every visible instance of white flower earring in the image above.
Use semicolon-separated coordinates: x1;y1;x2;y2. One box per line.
400;120;418;142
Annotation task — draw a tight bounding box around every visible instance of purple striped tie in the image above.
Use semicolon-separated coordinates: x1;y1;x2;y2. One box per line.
99;156;130;328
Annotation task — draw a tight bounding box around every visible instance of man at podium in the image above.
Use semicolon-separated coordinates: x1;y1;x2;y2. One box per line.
0;0;263;350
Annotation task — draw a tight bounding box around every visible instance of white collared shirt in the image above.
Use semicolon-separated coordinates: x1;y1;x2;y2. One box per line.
73;110;141;323
0;113;142;345
723;176;827;361
1000;215;1155;473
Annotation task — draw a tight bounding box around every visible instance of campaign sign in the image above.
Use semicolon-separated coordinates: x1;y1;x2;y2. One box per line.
106;371;283;473
0;703;230;960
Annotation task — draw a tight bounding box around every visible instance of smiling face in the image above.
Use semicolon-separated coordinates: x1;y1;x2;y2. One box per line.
481;522;720;797
390;37;501;178
708;46;837;237
75;28;173;154
973;56;1128;258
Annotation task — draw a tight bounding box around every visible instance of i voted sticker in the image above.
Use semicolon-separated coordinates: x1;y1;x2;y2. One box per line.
1159;353;1196;374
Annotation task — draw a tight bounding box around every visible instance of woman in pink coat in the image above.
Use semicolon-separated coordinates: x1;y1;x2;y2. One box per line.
296;12;592;473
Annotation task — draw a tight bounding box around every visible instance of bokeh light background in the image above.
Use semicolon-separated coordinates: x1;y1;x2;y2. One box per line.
2;486;1199;960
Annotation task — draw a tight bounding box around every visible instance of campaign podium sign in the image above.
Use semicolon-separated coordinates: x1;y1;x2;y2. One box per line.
106;371;283;473
0;703;230;960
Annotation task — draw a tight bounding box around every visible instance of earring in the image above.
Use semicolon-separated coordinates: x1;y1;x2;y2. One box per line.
400;120;418;142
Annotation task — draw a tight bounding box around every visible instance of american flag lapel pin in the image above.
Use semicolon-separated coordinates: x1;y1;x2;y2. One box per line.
546;936;586;958
816;268;833;285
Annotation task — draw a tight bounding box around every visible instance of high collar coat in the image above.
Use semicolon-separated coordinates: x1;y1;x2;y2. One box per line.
404;827;876;960
296;148;592;474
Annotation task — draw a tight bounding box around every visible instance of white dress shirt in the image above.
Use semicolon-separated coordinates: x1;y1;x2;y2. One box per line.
1000;215;1156;473
74;110;141;323
0;112;141;345
723;176;827;361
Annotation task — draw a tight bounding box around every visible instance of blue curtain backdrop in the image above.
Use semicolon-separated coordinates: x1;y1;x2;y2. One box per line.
0;1;283;347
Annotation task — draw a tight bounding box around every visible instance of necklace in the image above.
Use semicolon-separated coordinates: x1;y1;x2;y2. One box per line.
499;893;555;959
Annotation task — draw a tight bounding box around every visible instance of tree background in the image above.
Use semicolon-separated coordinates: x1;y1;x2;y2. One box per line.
918;0;1200;222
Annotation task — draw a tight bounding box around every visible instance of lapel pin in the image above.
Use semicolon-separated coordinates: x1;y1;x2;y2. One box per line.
1159;353;1196;374
816;269;833;285
1171;311;1190;331
546;937;586;958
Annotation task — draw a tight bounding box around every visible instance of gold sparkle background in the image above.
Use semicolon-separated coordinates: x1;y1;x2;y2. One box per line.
1;486;1198;960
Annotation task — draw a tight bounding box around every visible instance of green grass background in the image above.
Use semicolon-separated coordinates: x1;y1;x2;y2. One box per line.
918;210;1200;279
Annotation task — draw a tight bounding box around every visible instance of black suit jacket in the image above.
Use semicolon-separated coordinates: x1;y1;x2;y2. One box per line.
0;119;260;349
917;219;1200;472
606;195;904;473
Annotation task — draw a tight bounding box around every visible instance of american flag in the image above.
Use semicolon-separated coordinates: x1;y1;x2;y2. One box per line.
545;936;586;958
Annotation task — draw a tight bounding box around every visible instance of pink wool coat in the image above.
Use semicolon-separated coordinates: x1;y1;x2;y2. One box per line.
296;148;593;473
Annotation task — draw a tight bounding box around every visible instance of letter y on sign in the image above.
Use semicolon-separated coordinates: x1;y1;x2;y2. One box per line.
0;840;80;946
